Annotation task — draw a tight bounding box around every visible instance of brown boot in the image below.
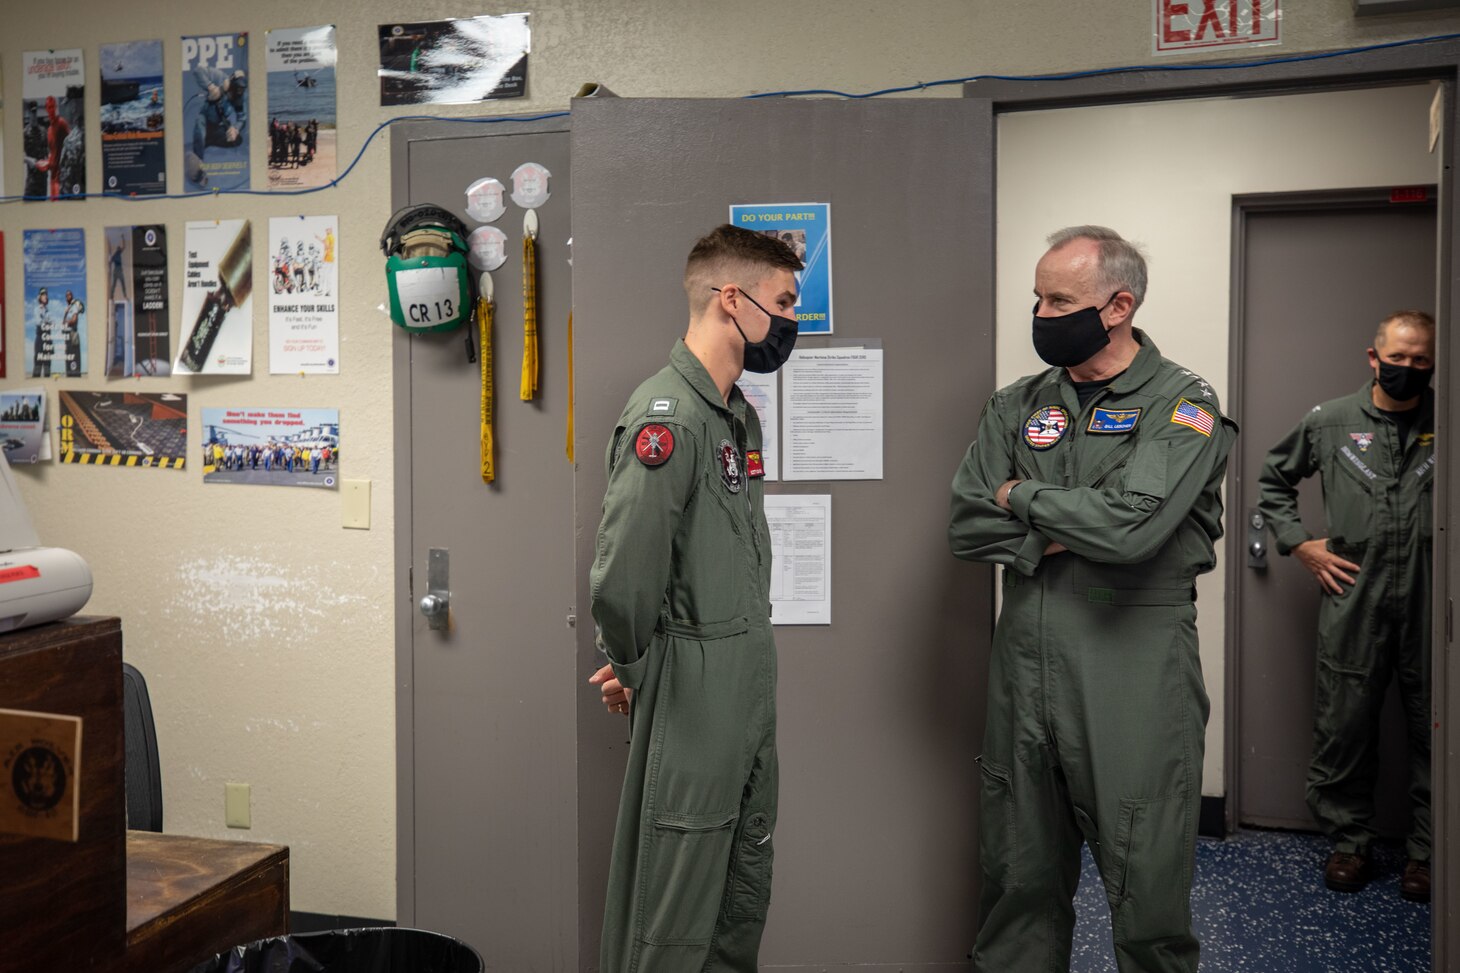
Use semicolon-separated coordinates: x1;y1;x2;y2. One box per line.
1324;850;1373;892
1401;859;1431;903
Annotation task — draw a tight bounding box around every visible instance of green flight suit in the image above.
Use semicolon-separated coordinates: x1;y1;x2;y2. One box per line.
1256;382;1433;862
949;330;1236;973
592;339;777;973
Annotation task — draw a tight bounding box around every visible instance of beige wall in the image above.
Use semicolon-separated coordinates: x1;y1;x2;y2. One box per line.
2;0;1458;919
997;83;1443;795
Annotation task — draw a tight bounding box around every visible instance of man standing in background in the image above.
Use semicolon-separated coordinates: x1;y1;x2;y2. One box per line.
1257;310;1435;902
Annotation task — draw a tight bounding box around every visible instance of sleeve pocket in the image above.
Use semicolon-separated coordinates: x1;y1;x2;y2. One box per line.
1124;440;1169;499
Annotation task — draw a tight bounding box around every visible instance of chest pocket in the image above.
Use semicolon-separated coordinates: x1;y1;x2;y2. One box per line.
1324;448;1376;548
1120;439;1168;499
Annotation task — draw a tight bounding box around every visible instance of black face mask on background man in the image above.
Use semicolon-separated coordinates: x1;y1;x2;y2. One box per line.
1376;359;1433;403
716;285;799;374
1031;293;1120;368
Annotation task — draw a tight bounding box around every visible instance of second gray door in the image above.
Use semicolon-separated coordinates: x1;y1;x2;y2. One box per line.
1234;193;1437;833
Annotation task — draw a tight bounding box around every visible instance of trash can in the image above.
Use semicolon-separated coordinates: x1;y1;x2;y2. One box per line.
187;926;484;973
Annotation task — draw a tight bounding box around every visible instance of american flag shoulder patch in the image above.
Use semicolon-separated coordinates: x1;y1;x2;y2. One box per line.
1170;398;1215;437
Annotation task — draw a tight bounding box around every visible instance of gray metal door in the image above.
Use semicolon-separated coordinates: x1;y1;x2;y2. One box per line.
392;118;578;966
570;97;994;971
1232;192;1437;833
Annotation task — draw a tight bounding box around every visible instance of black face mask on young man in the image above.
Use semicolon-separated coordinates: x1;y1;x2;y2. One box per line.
715;285;798;374
1376;359;1434;402
1031;293;1119;368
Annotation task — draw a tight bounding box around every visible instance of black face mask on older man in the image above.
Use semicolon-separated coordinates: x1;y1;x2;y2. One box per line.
1031;293;1118;368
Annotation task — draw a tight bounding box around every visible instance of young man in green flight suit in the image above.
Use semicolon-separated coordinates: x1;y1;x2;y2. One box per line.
1256;310;1436;902
949;226;1237;973
588;224;802;972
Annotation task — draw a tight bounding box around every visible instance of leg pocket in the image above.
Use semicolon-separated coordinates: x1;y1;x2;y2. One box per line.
643;809;737;946
727;809;774;921
977;756;1018;890
1109;794;1191;944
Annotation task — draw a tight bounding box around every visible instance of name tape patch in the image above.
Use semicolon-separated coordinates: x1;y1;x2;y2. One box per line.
1088;407;1141;434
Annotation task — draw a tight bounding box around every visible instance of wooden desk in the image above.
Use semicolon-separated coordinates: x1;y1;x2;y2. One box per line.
126;831;289;973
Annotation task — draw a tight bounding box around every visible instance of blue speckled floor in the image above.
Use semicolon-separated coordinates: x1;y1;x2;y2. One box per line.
1071;829;1431;972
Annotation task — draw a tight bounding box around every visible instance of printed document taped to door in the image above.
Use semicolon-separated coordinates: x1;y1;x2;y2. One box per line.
782;348;883;480
766;494;830;625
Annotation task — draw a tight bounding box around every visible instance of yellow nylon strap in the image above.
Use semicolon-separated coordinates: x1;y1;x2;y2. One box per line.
479;296;495;483
520;233;539;400
565;309;575;462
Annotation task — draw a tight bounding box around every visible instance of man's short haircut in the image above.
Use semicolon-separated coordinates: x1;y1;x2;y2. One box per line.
684;224;803;315
1045;225;1149;309
1376;309;1436;347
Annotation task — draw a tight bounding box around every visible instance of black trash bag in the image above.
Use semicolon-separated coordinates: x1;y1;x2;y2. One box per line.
187;927;484;973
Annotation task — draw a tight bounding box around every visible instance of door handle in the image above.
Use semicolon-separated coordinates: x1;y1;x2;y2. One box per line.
1246;509;1268;571
419;547;450;630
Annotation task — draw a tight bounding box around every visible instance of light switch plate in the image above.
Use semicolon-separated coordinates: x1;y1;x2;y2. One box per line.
342;479;371;529
225;782;251;829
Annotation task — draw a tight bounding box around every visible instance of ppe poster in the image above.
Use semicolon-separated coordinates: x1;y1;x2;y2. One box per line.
58;391;187;468
182;32;250;192
103;225;171;377
266;26;337;191
175;220;253;375
728;203;832;335
269;215;339;373
201;406;340;489
0;390;46;465
99;40;166;196
377;14;529;106
23;229;87;378
22;50;85;201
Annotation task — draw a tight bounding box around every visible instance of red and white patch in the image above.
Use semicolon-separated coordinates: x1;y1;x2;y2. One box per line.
634;424;674;466
1024;406;1069;450
719;440;742;493
746;450;765;479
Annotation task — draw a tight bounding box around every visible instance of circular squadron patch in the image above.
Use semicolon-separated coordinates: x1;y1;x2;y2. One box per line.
634;424;675;467
718;439;742;493
1024;405;1069;450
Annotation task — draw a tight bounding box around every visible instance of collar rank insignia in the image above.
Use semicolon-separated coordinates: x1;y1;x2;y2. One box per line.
1024;405;1069;450
746;450;765;478
718;439;742;493
634;424;674;467
1350;432;1374;454
1418;432;1435;447
1088;407;1141;434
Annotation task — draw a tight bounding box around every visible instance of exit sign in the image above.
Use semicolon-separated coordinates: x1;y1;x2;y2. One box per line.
1155;0;1281;54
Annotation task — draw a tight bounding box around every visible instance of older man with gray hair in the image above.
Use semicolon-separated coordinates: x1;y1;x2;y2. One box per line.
949;226;1237;972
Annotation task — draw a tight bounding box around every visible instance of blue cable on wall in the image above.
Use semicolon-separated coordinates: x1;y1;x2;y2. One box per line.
5;30;1459;205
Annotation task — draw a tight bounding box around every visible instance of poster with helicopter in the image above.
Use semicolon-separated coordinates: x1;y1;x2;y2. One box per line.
201;406;340;488
266;25;336;191
99;40;165;197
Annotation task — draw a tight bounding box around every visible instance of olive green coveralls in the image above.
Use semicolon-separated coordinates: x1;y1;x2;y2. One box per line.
949;331;1236;973
1256;383;1433;862
592;340;777;973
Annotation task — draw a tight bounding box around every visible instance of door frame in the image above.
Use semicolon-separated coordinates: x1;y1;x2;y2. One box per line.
967;42;1459;966
1226;185;1439;834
